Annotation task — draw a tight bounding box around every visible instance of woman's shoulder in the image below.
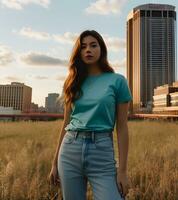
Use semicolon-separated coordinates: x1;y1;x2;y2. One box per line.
107;72;125;80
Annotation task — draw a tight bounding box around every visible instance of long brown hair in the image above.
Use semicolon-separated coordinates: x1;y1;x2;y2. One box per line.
63;30;115;106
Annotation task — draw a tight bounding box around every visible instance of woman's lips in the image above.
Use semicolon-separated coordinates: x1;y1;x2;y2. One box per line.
85;55;93;59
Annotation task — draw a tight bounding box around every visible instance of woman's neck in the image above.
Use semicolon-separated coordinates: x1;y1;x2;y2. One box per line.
87;64;102;75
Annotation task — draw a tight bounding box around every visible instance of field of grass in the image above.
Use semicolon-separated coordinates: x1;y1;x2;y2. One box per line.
0;120;178;200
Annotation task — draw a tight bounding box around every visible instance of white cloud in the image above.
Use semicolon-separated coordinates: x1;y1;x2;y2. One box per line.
110;58;126;69
3;75;22;81
14;28;78;44
1;0;50;10
52;32;78;44
85;0;127;15
0;44;14;66
34;75;49;80
20;51;68;67
55;75;68;81
13;27;51;40
14;28;125;52
104;35;126;52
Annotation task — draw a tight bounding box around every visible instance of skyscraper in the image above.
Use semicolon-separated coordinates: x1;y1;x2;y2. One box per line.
127;4;177;112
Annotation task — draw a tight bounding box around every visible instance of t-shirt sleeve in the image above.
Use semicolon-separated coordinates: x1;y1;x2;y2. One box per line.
115;75;133;104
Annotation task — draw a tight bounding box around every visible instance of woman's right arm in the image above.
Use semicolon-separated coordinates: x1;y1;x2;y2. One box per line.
52;102;72;166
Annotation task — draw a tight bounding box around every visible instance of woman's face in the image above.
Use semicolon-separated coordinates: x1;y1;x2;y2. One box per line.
80;35;101;65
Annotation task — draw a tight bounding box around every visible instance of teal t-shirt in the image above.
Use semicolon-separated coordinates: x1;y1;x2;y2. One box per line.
65;72;133;132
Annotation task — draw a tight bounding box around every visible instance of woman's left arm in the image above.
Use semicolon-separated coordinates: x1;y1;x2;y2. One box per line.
115;102;130;197
116;102;130;173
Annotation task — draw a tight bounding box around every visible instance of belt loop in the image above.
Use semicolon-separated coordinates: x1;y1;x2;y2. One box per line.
74;131;79;139
91;131;95;142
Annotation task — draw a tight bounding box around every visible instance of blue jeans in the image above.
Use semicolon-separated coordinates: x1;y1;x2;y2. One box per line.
57;130;124;200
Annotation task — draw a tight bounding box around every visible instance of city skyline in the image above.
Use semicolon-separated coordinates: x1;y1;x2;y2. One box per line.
0;0;178;107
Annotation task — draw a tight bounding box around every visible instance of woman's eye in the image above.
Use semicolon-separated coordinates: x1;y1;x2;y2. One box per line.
81;44;97;49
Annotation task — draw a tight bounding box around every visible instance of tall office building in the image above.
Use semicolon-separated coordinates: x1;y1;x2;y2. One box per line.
0;82;32;112
45;93;60;113
127;4;177;112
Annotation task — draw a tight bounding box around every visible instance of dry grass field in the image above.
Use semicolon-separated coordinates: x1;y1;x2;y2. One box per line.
0;120;178;200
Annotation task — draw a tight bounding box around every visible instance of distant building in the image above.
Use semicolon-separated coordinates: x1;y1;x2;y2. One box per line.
0;82;32;112
0;106;21;114
45;93;61;113
57;91;64;113
127;4;177;113
31;102;38;112
38;106;46;113
152;81;178;114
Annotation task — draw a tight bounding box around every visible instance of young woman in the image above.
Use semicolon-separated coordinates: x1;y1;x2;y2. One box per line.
48;30;133;200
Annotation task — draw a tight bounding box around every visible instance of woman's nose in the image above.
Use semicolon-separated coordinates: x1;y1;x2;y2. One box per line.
86;45;91;52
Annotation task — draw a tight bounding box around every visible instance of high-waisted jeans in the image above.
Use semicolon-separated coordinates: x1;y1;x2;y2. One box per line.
57;130;124;200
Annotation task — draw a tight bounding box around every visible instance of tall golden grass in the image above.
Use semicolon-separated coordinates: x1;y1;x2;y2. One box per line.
0;120;178;200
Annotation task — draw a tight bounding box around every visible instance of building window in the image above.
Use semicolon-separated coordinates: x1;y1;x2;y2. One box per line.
169;11;176;20
169;11;173;17
140;10;145;17
147;10;150;17
163;11;167;17
152;10;162;17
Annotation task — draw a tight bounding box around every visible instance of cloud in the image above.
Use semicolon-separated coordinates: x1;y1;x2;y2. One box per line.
14;27;125;52
14;28;77;44
52;32;78;44
110;58;126;69
55;75;68;81
0;44;14;66
85;0;127;15
3;75;22;81
34;75;49;80
13;27;51;40
3;74;49;81
1;0;50;10
104;35;126;52
20;52;68;66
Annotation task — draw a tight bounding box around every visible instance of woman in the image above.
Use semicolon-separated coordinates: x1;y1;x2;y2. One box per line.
48;30;133;200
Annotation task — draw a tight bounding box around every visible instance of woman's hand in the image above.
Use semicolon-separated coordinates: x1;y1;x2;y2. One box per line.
116;171;130;198
48;164;61;186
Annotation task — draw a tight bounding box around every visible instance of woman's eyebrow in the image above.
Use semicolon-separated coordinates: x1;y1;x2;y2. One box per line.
81;41;97;45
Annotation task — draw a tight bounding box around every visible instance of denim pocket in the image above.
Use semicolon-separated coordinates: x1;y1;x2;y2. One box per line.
94;136;113;150
63;132;75;144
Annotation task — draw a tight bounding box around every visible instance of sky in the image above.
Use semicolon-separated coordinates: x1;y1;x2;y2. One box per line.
0;0;178;107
